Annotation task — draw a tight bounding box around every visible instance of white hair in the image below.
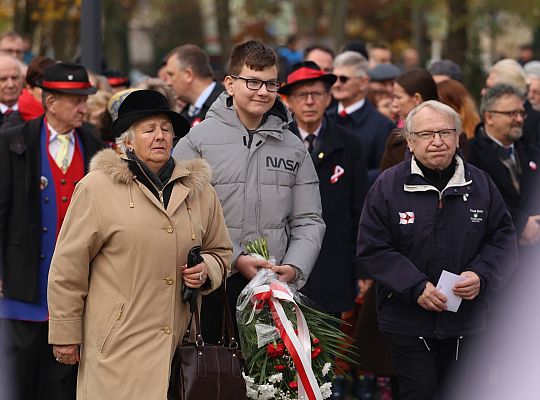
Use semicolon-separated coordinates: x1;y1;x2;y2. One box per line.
333;51;369;77
115;126;135;152
405;100;462;137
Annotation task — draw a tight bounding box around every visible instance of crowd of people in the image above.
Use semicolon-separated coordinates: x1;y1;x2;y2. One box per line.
0;28;539;400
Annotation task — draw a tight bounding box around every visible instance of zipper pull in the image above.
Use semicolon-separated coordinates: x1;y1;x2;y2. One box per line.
438;198;443;209
159;190;164;205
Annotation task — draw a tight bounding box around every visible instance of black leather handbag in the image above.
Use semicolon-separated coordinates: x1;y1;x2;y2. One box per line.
170;253;247;400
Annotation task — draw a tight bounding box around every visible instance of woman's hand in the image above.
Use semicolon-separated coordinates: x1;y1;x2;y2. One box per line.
182;262;208;288
53;344;80;365
271;264;297;283
235;255;273;280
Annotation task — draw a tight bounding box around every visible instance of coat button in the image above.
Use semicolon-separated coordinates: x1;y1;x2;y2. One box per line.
163;326;172;334
166;226;174;233
42;226;48;232
165;278;174;285
44;197;49;203
61;196;68;202
453;188;458;193
40;254;45;260
60;178;67;185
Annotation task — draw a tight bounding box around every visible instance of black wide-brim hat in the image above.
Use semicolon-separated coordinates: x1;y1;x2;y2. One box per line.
111;89;190;139
35;61;97;95
278;61;337;95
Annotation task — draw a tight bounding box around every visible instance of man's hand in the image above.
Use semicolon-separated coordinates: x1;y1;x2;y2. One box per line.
519;215;540;246
53;344;80;365
271;264;297;283
417;282;447;312
235;255;273;280
453;271;481;300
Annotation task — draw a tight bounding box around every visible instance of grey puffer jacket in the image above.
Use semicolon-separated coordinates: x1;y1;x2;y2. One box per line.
173;93;325;288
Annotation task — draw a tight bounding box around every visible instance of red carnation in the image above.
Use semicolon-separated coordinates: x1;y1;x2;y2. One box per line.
289;381;298;390
267;342;285;358
312;338;320;345
274;364;285;372
311;347;322;359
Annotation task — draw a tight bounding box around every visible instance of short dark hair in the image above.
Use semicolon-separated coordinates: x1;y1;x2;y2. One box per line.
26;56;55;87
303;44;335;59
480;83;525;116
228;40;277;76
396;68;438;102
166;44;213;79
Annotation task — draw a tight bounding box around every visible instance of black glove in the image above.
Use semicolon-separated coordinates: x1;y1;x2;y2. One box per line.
182;246;204;313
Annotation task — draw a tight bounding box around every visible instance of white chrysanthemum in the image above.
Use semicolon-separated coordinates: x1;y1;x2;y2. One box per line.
268;373;283;383
320;382;332;399
258;384;277;400
322;362;332;377
246;386;259;399
243;372;255;385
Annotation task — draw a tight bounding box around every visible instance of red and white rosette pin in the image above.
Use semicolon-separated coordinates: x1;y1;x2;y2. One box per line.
250;283;323;400
330;165;345;184
529;161;537;171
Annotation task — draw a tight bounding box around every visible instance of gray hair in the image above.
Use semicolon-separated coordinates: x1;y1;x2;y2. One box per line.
333;51;369;78
488;58;527;95
480;83;525;117
115;126;135;152
405;100;462;137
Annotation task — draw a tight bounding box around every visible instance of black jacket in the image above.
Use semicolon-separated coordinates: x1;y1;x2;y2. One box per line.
0;117;104;302
327;100;394;184
357;154;517;338
180;82;224;126
292;117;369;313
468;123;540;235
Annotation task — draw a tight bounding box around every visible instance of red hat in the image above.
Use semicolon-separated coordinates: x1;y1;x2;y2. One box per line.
278;61;337;95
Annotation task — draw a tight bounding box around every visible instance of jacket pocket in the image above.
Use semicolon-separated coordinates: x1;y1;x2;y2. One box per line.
97;302;126;356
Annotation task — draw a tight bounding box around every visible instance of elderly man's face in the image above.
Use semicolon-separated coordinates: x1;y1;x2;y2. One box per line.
528;77;540;111
407;107;459;171
484;94;525;146
287;80;331;130
48;93;88;131
0;57;22;106
0;36;24;60
331;65;368;105
127;114;174;173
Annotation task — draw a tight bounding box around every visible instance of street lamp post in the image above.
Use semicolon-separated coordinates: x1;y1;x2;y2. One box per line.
80;0;102;73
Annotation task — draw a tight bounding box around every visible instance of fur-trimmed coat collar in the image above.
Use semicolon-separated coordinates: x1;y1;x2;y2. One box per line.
89;148;211;195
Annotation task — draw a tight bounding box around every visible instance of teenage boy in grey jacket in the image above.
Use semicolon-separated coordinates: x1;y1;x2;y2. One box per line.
173;40;325;343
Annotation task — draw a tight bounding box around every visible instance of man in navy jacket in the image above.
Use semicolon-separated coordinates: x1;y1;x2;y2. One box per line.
357;100;517;400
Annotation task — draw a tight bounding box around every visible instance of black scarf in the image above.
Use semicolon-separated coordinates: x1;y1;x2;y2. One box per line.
126;149;176;208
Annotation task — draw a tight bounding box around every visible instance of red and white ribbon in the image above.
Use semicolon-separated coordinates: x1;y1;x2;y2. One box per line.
250;283;322;400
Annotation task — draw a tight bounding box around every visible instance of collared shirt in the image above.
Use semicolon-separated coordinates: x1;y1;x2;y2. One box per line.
188;81;217;117
337;98;365;116
484;128;516;163
48;123;75;164
0;102;18;113
298;123;323;151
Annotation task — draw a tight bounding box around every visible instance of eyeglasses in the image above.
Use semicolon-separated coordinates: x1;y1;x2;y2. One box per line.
289;90;328;102
0;48;23;56
230;75;281;92
411;129;457;140
488;109;527;119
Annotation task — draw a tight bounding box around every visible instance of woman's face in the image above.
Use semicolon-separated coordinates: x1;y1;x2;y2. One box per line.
127;114;174;173
392;83;420;119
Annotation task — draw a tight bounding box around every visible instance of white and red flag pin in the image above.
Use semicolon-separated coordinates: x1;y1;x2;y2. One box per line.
330;165;345;184
399;211;415;224
529;161;537;171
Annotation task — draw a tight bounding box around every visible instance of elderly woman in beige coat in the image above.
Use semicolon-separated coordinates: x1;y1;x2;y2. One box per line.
47;90;232;399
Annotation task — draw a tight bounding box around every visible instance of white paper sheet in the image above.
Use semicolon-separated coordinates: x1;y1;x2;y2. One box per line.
436;270;466;312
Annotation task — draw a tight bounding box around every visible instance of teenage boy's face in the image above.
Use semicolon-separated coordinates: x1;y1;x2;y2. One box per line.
225;64;278;119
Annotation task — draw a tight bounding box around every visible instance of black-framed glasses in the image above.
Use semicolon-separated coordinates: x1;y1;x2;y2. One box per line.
289;90;328;102
411;129;458;140
488;109;527;119
230;75;281;92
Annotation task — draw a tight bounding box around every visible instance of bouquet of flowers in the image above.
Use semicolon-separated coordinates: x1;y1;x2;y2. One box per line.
237;238;356;400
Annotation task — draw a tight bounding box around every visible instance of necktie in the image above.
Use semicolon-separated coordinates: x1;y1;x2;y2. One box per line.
55;134;71;172
305;134;316;154
188;104;199;117
339;109;347;117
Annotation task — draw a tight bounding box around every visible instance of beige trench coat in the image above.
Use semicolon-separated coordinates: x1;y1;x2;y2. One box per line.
48;149;232;399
